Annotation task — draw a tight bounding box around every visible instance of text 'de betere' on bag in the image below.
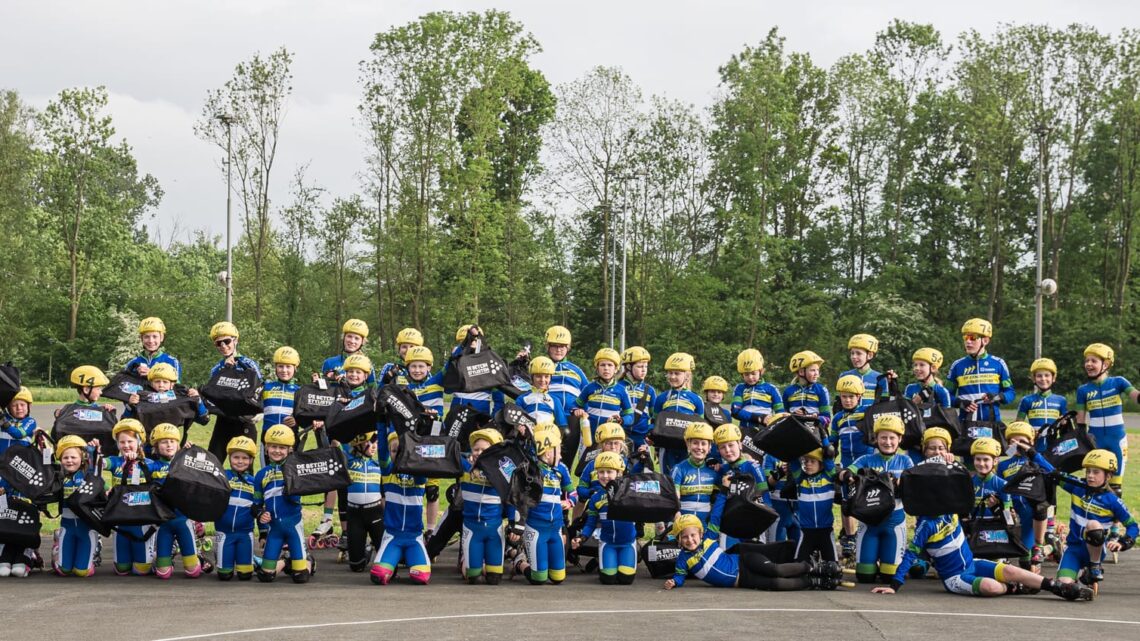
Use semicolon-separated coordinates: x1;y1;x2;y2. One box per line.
0;494;41;548
292;383;339;428
649;411;693;451
0;432;62;506
282;428;351;496
200;366;262;417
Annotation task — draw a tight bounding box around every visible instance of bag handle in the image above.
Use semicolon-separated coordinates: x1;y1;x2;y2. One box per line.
119;458;154;487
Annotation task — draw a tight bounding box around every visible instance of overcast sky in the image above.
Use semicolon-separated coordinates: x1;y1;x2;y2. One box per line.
3;1;1137;242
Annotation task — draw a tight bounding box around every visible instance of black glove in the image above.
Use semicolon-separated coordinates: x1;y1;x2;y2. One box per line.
508;521;525;540
957;399;974;411
1119;535;1134;552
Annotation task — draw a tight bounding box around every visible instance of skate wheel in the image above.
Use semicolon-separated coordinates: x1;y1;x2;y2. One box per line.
308;535;319;549
1112;552;1119;565
327;534;340;547
202;540;214;552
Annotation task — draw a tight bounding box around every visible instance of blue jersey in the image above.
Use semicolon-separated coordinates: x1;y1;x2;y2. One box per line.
104;456;152;484
782;381;832;426
261;379;300;430
904;382;951;408
971;472;1009;517
125;349;183;381
839;366;886;409
1057;474;1139;544
216;469;257;533
730;381;783;428
253;462;302;523
672;538;737;588
376;442;427;533
653;389;704;417
1076;376;1135;430
620;379;657;437
346;453;384;508
580;486;638;545
549;359;588;413
406;371;446;416
1016;392;1067;434
527;461;575;526
0;415;37;456
790;453;837;529
459;458;507;523
515;389;567;426
848;451;913;524
575;380;634;436
321;353;376;386
945;351;1015;422
831;407;870;466
211;355;262;380
894;515;973;588
671;457;717;522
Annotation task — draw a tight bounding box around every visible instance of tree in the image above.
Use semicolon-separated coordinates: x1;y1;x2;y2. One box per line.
196;47;294;323
37;86;161;341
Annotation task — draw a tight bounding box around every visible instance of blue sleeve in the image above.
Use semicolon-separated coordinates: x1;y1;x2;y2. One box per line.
781;386;793;407
706;492;726;536
376;442;394;474
1031;452;1055;473
935;386;951;407
620;388;634;427
672;554;688;587
998;361;1015;403
652;393;665;416
553;397;568;428
1057;396;1068;415
944;362;959;396
124;356;141;375
575;385;589;410
692;393;705;416
492;389;505;415
1017;396;1031;419
893;520;932;587
817;386;832;424
580;494;599;539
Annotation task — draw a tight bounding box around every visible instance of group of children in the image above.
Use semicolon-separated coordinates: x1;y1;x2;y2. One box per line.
0;315;1135;602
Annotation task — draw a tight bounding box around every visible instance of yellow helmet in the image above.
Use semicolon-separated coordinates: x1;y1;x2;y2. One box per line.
970;437;1001;458
1084;343;1114;366
448;324;470;343
593;348;621;368
912;348;944;370
922;427;953;448
395;327;424;347
343;353;373;373
835;375;865;397
469;428;503;449
534;422;562;455
622;346;651;365
12;386;33;405
596;423;626;443
529;356;556;376
872;415;905;436
664;352;695;372
736;348;764;373
342;318;369;339
684;422;714;442
263;424;296;447
226;436;258;458
802;448;825;462
149;422;182;445
594;451;626;472
1082;449;1118;473
70;365;109;388
1029;358;1057;376
848;334;879;354
146;363;179;382
138;317;167;335
273;346;301;366
961;318;993;338
55;435;89;460
404;346;434;366
670;514;704;536
1005;421;1036;444
209;321;239;341
112;418;145;441
544;325;572;346
701;376;729;394
789;350;824;372
351;431;378;447
713;423;743;445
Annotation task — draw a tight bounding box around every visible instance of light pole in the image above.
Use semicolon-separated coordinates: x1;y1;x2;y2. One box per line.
216;113;236;322
1033;124;1050;360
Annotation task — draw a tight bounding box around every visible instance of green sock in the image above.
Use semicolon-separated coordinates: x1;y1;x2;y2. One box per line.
323;507;334;519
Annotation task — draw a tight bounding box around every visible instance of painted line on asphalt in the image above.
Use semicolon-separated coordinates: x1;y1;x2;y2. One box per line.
151;607;1140;641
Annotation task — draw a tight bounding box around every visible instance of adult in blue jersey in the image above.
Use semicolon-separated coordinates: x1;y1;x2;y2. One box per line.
540;325;588;463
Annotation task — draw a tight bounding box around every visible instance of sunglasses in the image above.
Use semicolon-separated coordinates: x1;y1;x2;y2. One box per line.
214;338;234;347
963;334;981;342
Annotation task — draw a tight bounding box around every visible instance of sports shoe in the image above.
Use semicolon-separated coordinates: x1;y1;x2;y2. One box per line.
1052;581;1094;601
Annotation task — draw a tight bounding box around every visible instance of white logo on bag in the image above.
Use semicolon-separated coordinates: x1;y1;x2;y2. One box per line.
10;457;42;485
0;508;34;525
119;382;143;394
633;480;661;494
387;399;413;420
1053;439;1078;456
414;444;445;459
296;460;344;477
217;376;251;391
122;492;153;507
181;452;223;478
306;394;334;408
74;409;103;422
498;457;517;480
649;545;680;562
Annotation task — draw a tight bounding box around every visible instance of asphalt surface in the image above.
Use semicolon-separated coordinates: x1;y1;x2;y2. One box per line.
3;532;1140;641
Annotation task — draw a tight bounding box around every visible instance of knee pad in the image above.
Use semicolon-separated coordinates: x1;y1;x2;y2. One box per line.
485;571;502;585
616;571;636;585
599;572;619;585
425;485;440;503
856;572;878;584
217;571;234;582
1084;528;1107;547
1033;503;1050;521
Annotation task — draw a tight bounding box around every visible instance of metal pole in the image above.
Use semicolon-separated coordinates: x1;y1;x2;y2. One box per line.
1034;126;1046;360
610;202;617;349
220;115;235;323
619;198;628;353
